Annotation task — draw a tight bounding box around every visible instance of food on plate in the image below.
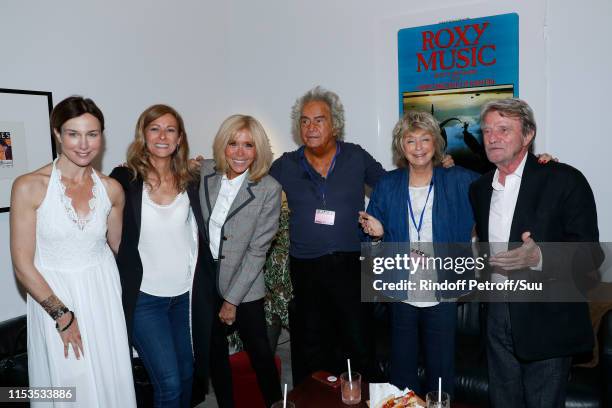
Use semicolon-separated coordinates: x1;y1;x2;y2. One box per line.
377;390;418;408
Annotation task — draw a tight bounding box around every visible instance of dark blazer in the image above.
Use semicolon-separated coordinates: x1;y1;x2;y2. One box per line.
469;153;604;360
110;166;216;384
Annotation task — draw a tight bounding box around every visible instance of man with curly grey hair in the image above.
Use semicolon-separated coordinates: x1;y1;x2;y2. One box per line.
269;86;385;385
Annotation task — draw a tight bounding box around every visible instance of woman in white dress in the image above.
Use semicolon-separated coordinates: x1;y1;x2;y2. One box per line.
9;96;136;407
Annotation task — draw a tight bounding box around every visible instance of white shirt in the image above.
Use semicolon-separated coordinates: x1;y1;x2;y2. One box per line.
488;153;541;282
489;153;527;245
404;185;439;308
209;171;249;259
139;188;197;296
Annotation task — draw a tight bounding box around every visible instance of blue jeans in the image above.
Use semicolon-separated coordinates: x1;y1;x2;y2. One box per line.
133;291;193;408
389;302;456;397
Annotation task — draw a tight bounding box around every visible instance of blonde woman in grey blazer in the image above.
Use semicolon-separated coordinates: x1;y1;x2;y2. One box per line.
199;115;282;408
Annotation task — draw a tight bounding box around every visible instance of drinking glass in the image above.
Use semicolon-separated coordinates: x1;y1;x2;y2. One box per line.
426;391;450;408
270;401;295;408
340;371;361;405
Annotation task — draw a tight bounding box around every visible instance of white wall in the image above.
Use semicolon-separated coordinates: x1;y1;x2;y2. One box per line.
0;0;232;320
546;0;612;241
1;0;610;320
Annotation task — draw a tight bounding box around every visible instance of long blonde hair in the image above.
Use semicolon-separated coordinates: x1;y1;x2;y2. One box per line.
126;104;196;191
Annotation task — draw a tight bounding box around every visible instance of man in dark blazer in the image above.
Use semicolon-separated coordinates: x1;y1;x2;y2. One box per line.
469;98;603;408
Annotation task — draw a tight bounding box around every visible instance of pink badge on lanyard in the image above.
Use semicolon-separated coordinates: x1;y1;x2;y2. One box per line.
314;209;335;225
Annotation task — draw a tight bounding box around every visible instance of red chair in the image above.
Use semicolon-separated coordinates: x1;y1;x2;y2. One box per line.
229;351;282;408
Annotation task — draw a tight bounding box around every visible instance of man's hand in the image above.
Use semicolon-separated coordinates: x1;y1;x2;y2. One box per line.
189;155;204;171
489;231;541;271
218;301;237;326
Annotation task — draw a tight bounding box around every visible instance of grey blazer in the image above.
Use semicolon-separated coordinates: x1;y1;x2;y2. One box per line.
199;159;282;305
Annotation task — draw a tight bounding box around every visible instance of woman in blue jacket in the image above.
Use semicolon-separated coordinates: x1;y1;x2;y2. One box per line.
359;111;478;397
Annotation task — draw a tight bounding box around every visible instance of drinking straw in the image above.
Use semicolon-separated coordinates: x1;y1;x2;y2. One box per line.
347;359;353;389
283;383;287;408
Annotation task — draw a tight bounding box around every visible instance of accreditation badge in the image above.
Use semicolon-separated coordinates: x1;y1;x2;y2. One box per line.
314;209;335;225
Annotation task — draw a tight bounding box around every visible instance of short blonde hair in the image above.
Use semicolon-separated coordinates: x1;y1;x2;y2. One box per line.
392;110;446;167
126;104;196;191
212;115;273;182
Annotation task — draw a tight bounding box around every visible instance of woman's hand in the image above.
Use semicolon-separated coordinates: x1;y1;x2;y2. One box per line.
441;154;455;168
57;313;84;359
358;211;384;239
537;153;558;164
218;301;237;326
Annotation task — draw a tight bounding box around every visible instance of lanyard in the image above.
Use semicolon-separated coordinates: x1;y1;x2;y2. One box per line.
407;180;434;242
300;143;341;208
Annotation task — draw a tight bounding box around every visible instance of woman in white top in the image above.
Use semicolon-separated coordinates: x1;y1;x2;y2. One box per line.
10;96;136;407
110;105;215;408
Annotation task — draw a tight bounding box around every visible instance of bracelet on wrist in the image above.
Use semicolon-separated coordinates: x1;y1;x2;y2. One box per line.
56;311;75;332
53;306;70;321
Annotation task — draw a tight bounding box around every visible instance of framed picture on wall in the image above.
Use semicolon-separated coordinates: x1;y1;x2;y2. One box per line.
0;88;55;212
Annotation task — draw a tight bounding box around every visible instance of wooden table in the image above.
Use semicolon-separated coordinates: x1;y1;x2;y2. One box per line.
287;374;368;407
288;373;426;407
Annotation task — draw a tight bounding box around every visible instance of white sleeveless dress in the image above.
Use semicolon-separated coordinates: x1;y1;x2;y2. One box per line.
27;160;136;408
